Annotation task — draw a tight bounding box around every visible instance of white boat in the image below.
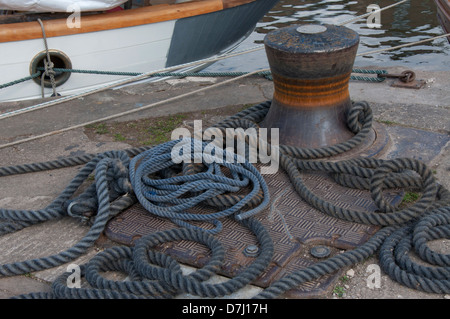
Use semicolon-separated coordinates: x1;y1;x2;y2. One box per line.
0;0;278;102
0;0;130;12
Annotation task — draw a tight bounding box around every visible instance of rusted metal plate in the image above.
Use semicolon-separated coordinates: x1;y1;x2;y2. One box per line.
104;111;450;298
390;79;426;89
105;141;402;297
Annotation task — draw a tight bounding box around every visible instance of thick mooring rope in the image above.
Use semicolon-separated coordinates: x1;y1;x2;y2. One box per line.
2;100;450;299
213;101;450;298
129;138;270;233
12;218;273;299
0;151;135;276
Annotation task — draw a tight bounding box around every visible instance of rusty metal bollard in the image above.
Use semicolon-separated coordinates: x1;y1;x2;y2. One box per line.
260;24;360;148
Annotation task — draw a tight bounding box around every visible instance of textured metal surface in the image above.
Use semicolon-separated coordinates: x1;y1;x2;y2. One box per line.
260;24;360;148
104;124;398;298
106;164;401;297
105;126;450;297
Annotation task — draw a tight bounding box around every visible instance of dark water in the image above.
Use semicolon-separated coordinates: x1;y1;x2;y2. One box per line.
205;0;450;72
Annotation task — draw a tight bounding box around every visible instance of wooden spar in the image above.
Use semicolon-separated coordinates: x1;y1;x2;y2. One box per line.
0;0;259;43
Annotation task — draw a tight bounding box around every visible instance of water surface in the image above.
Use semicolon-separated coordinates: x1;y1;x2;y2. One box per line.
205;0;450;72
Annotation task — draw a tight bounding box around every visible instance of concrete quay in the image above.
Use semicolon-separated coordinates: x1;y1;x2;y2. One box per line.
0;66;448;300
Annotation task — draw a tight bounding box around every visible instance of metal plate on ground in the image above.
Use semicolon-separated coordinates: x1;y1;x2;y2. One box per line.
384;125;450;162
105;168;401;298
105;122;400;298
390;79;426;89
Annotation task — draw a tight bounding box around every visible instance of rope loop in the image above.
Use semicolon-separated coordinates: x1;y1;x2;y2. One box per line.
379;207;450;294
132;227;225;291
0;150;135;277
347;101;371;134
412;208;450;267
14;218;273;299
131;218;273;298
3;100;450;299
84;245;177;298
129;138;270;233
370;158;437;213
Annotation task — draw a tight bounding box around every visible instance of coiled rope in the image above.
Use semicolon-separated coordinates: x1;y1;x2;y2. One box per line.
2;100;450;298
0;150;138;275
378;208;450;294
211;101;450;298
129;138;270;233
0;136;272;298
13;218;273;299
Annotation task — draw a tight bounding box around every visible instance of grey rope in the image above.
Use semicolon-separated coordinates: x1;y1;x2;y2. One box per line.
129;138;270;233
0;146;150;178
378;208;450;294
0;72;41;90
0;68;386;92
214;101;450;298
36;68;272;78
37;18;58;98
3;100;449;298
34;68;385;82
203;100;450;297
0;150;134;276
13;218;273;299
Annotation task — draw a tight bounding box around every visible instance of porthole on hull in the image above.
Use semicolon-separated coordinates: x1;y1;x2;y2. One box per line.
30;50;72;88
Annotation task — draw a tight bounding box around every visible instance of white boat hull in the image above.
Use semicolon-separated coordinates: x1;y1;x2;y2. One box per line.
1;20;176;101
0;0;279;102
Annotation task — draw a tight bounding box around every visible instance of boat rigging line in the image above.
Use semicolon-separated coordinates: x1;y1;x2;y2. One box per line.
37;18;58;98
0;0;448;136
0;45;266;119
0;68;269;150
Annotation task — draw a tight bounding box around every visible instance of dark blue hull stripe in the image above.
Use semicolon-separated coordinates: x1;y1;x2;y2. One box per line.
166;0;279;67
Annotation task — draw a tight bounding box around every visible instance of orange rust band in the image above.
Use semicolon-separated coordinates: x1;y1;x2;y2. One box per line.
272;72;351;108
0;0;225;43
